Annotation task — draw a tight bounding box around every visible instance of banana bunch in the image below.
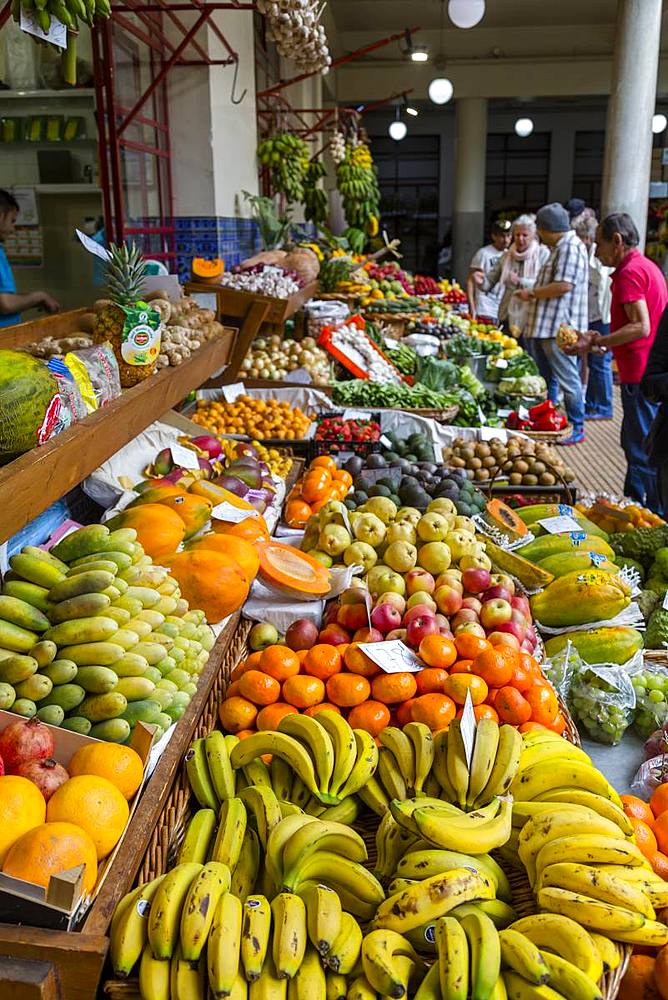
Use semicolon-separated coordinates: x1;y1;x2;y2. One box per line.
257;133;310;204
304;159;329;227
228;710;379;808
12;0;110;84
510;729;622;807
388;794;513;856
184;730;238;812
337;142;380;230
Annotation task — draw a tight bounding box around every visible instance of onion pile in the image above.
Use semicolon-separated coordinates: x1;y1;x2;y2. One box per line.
240;335;331;385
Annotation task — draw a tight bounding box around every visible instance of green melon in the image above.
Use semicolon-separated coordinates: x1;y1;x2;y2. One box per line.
0;351;59;464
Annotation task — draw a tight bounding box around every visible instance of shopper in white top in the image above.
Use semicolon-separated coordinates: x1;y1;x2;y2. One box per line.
572;210;613;419
481;215;550;338
466;220;511;322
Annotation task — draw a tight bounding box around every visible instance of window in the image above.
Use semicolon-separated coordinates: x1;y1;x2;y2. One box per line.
573;131;605;211
486;132;550;222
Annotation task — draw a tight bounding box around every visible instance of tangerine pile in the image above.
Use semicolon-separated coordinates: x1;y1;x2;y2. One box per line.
218;632;566;739
619;784;668;880
192;396;312;440
284;456;352;529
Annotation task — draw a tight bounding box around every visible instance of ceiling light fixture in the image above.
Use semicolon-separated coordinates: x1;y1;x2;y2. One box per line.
514;117;534;137
400;29;429;63
429;3;454;105
406;106;419;116
448;0;485;28
652;113;667;134
411;47;429;62
389;105;407;141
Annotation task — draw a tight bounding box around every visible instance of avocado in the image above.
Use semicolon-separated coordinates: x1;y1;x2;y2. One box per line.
370;484;392;498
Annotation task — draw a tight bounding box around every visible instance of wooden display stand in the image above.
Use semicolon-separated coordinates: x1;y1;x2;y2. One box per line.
185;280;318;388
1;308;90;351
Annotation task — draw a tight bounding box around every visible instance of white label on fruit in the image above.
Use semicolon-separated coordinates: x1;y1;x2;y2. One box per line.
136;899;151;918
460;691;477;768
519;405;530;420
222;382;245;403
210;502;258;523
384;337;399;350
171;443;200;470
76;228;111;261
357;640;423;674
537;515;582;534
497;408;512;418
20;8;67;47
362;590;373;630
380;435;392;448
495;357;508;368
343;409;370;421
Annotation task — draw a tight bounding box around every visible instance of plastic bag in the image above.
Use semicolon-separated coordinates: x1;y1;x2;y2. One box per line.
541;642;580;701
631;658;668;738
631;754;668;799
64;342;121;412
569;662;637;745
46;357;88;432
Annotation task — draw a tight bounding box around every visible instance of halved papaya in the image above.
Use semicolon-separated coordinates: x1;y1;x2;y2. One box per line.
482;499;528;541
257;541;330;598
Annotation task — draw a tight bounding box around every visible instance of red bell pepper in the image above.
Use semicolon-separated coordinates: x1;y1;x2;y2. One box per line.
529;400;555;419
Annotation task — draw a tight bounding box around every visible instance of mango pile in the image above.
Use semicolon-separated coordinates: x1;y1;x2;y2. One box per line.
0;525;215;742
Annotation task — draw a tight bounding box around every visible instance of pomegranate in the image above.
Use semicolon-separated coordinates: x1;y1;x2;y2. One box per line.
0;752;4;776
15;758;69;801
0;717;55;773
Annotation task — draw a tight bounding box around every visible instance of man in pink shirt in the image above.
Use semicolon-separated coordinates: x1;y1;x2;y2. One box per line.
593;213;668;512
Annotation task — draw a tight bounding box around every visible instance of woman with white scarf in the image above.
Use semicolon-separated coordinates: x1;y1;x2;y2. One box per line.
480;215;549;337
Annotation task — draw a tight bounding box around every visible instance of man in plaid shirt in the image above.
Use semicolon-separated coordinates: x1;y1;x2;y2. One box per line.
516;202;588;445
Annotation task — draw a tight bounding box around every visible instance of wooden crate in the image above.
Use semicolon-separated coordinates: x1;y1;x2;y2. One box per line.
2;309;90;350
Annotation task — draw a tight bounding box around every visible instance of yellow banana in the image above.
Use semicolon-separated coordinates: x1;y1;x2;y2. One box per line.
346;976;376;1000
539;951;603;1000
170;942;206;999
185;739;219;811
533;789;633;836
327;911;363;974
357;776;390;817
446;718;469;808
279;713;335;795
498;929;549;985
404;721;434;794
286;851;384;911
180;861;231;961
414;797;512;855
599;920;668;947
316;710;357;798
534;835;648;884
299;882;342;957
467;718;500;807
205;729;236;801
379;726;416;795
326;971;348;1000
231;732;325;802
271;757;294;803
436;914;468;1000
265;815;318;896
373;868;495;933
287;944;326;1000
362;929;420;998
148;864;202;961
271;891;307;979
503;970;564;1000
536;886;645;934
538;862;655;919
460;909;501;1000
241;894;272;982
231;827;260;903
211;797;247;870
518;807;625;885
589;933;621;973
397;849;511;903
509;915;602;982
111;875;165;976
413;961;441;1000
239;785;283;851
339;729;380;799
207;891;243;997
177;808;217;865
432;729;457;801
475;726;522;807
282;820;367;889
139;941;170;1000
510;760;621;806
250;954;287;1000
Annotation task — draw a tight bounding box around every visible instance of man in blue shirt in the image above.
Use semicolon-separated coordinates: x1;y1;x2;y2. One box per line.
0;189;59;328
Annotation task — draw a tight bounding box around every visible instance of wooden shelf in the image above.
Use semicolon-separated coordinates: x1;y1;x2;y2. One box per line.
0;328;236;543
0;89;95;100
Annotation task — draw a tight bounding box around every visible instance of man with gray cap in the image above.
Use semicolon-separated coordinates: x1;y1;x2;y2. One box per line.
516;202;588;445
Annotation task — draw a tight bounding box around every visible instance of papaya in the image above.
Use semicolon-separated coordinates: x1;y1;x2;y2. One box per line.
157;494;212;539
51;524;111;562
256;542;330;599
516;533;614;565
481;500;528;541
517;503;579;525
530;570;631;628
537;551;619;578
531;514;609;541
126;485;187;507
544;626;644;666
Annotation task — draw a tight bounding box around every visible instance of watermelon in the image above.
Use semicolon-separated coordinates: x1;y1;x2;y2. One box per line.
0;350;60;464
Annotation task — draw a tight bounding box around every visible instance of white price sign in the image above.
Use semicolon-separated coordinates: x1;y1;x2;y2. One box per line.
460;691;477;767
380;435;392;448
495;357;509;369
384;338;399;351
222;382;245;403
480;427;501;442
76;228;111;261
171;443;200;470
537;515;582;534
343;409;371;421
211;502;259;523
21;7;66;47
518;405;530;420
663;590;668;611
357;640;423;674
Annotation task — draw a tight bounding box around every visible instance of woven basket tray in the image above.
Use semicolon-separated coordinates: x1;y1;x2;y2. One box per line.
521;423;573;443
102;624;623;1000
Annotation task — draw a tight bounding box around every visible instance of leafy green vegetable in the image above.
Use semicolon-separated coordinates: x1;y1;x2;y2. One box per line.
415;355;459;390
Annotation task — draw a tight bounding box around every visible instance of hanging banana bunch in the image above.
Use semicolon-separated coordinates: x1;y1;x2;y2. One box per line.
303;159;329;227
12;0;111;85
336;140;381;239
258;133;310;205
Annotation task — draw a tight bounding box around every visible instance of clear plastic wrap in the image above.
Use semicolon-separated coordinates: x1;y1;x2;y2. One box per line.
631;754;668;799
541;642;580;701
569;662;637;745
64;342;121;412
631;659;668;738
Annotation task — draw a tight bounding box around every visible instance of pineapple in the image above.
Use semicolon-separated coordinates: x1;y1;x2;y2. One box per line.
94;242;159;387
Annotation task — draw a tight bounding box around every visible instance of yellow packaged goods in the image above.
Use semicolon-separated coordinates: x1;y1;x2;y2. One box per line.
193;396;312;440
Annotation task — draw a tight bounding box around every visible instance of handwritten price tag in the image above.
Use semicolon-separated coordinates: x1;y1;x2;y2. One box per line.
357;640;423;674
538;515;582;534
171;443;200;470
210;502;259;523
460;691;477;767
75;228;111;261
222;382;245;403
20;8;66;48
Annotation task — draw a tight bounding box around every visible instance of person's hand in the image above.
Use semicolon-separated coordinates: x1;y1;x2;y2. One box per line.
39;293;60;313
471;270;484;286
562;331;596;356
515;288;532;302
508;272;520;286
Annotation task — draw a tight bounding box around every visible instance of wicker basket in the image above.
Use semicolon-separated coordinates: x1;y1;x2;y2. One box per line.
522;423;574;443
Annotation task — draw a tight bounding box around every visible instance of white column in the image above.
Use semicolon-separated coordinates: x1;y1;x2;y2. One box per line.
453;97;487;283
601;0;662;247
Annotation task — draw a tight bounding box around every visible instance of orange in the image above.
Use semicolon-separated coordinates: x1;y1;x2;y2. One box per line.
68;743;144;801
238;670;281;706
473;646;516;687
518;651;542;676
282;674;325;709
344;644;381;678
225;680;241;698
46;775;129;860
510;661;533;693
419;635;457;669
655;947;668;1000
371;672;418;705
285;500;312;527
495;686;532;726
348;701;391;737
410;693;456;731
443;673;488;706
310;456;337;474
617;955;659;1000
219;695;258;733
473;704;499;723
545;711;567;735
256;703;298;730
415;668;449;695
304;703;342;717
229;652;262;682
450;659;474;674
333;470;353;488
651;784;668;818
326;673;370;708
260;646;301;682
396;699;417;726
519;721;548;734
454;634;491;660
650;850;668;881
0;775;47;865
2;821;98;893
653;811;668;856
630;816;659;859
297;649;310;664
622;794;655;825
304;644;342;681
525;680;559;725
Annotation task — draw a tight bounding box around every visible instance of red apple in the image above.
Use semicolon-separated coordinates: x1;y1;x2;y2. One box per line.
495;620;526;642
461;596;482;614
511;595;531;617
352;627;384;643
462;568;491;594
451;608;479;627
433;585;463;616
404;604;436;626
482;585;513;604
454;622;487;638
521;638;536;652
406;613;439;648
318;623;351;645
337;603;369;631
386;628;407;641
511;608;528;628
371;603;402;634
480;598;513;629
435;572;464;595
434;613;450;629
376;592;406;615
490;574;515;595
405;569;436;596
324;604;340;625
285;618;319;651
487;631;521;650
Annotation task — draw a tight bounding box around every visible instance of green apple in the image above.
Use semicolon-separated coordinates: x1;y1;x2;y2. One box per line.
353;512;387;548
417;541;452;575
343;541;378;573
383;541;417;574
307;549;333;568
444;530;477;561
417;512;450;542
460;551;492;572
318;523;352;556
367;565;406;597
386;521;417;545
365;496;398;524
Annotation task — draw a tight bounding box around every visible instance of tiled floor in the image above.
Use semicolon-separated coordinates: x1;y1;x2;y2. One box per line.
566;385;626;498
